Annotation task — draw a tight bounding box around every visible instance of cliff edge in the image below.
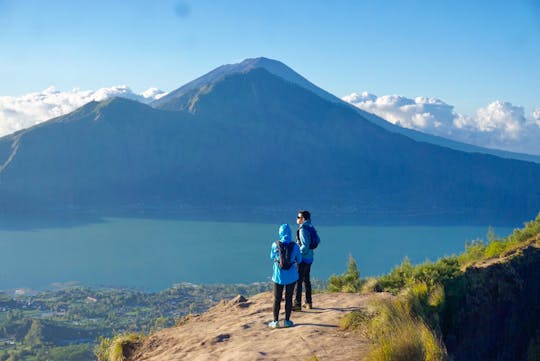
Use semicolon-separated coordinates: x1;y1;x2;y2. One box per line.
442;240;540;361
125;292;389;361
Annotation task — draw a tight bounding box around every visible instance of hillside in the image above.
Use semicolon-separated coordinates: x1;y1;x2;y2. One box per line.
0;59;539;225
124;216;540;361
125;292;390;361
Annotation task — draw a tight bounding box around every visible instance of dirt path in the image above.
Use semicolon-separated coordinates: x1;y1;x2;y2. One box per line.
128;292;388;361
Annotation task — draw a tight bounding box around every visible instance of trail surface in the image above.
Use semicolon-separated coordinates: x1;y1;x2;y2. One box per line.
129;291;389;361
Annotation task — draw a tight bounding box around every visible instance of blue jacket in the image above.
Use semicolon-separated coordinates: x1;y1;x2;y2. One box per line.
297;220;316;264
270;224;302;285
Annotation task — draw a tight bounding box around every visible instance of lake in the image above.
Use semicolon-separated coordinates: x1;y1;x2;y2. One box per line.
0;217;514;291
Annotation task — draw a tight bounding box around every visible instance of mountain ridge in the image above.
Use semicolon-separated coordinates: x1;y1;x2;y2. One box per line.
0;61;539;225
152;57;540;164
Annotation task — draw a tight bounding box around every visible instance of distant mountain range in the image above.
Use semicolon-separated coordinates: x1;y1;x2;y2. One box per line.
0;58;539;225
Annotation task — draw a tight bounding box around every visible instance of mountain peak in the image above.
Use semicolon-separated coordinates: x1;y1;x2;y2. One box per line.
151;57;340;111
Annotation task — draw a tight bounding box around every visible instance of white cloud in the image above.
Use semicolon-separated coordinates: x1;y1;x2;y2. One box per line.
474;101;525;139
344;92;540;155
344;92;466;138
533;107;540;126
2;85;539;157
0;86;166;138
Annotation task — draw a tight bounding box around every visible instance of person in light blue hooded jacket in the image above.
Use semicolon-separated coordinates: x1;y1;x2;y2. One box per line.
269;223;302;328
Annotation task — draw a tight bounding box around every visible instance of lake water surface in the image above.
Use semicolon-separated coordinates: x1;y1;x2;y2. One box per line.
0;218;513;291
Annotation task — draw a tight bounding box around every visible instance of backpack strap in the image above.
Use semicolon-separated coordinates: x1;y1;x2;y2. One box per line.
275;240;282;264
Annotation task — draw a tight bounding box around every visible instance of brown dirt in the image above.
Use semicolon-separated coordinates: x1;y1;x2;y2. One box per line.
128;291;390;361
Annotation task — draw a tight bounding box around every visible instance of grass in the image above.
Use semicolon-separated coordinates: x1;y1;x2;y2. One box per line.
458;212;540;267
376;212;540;295
95;333;143;361
364;291;447;361
329;212;540;361
339;309;370;331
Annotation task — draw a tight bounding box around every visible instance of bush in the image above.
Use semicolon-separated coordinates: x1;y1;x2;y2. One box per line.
328;255;363;293
508;213;540;245
376;257;460;295
458;212;540;266
376;258;414;294
458;239;486;267
484;240;507;259
95;336;112;361
95;333;143;361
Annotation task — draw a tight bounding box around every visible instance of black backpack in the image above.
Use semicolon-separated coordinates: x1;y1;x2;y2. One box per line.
276;241;296;270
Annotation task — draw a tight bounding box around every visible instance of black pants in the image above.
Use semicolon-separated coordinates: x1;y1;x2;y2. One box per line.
273;282;295;322
295;262;312;306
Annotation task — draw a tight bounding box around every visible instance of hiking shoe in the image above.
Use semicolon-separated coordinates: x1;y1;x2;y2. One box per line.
283;320;294;327
304;303;312;310
292;304;302;312
283;320;294;328
268;321;279;329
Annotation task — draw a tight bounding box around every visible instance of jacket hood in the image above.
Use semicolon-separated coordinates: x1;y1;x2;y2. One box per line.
278;223;293;243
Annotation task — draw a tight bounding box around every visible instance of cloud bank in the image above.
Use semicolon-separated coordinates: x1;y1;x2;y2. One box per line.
343;92;540;155
2;85;538;156
0;86;166;137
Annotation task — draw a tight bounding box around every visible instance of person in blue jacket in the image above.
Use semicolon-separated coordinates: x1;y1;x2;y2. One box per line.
293;210;317;311
269;223;302;328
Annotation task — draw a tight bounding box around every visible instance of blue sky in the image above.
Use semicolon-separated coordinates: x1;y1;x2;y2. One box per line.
1;0;539;153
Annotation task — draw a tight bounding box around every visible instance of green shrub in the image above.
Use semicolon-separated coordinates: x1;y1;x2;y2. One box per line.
412;258;461;287
110;334;142;361
328;255;363;293
484;240;507;259
377;257;460;295
95;336;112;361
458;239;486;267
376;257;414;294
508;213;540;245
458;212;540;266
95;333;143;361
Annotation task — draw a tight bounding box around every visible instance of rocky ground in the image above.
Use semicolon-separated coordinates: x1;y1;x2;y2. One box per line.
127;291;390;361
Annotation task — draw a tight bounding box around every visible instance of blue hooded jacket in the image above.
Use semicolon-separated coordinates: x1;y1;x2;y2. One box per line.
297;220;316;264
270;224;302;285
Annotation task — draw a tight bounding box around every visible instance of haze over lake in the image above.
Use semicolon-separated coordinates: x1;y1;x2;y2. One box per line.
0;218;515;292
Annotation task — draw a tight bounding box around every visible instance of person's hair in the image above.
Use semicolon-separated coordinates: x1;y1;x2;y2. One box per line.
298;210;311;220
